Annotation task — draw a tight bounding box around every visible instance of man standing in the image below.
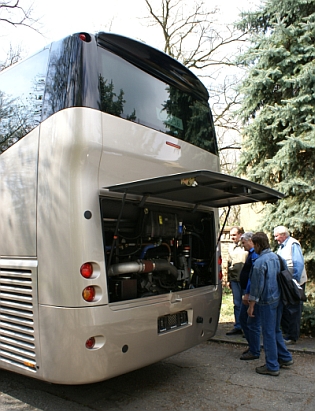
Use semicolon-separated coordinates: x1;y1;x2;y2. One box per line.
274;226;307;344
226;226;248;336
248;232;293;376
239;232;260;360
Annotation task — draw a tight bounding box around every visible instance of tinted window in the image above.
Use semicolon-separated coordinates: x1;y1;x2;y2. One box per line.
0;49;49;154
98;47;218;154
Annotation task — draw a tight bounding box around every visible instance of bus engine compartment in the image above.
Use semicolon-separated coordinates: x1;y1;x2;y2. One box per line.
100;196;217;303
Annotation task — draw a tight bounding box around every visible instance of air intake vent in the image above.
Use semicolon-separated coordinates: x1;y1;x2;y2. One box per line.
0;265;37;373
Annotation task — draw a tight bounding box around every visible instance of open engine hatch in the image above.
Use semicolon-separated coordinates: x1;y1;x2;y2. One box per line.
104;170;284;208
101;170;283;303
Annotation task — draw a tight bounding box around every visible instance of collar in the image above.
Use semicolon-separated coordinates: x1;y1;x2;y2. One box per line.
280;236;291;248
259;248;271;256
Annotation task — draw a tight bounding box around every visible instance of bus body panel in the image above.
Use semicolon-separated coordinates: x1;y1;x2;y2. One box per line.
37;108;108;307
36;287;221;384
99;112;220;187
0;129;39;257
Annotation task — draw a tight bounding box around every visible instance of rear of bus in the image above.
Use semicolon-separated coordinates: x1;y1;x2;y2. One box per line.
0;33;281;384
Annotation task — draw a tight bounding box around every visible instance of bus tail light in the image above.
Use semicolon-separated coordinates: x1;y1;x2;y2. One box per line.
80;262;93;278
82;286;96;302
218;255;223;281
85;337;96;349
79;33;91;42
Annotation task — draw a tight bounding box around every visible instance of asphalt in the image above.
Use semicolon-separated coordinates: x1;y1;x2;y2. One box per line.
211;321;315;355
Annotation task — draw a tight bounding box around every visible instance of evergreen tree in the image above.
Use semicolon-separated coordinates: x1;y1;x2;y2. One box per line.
236;0;315;278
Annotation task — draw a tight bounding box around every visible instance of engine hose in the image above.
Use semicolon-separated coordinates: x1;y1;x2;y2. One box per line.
108;259;178;280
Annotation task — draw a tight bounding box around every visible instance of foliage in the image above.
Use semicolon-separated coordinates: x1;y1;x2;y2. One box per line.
235;0;315;279
301;281;315;335
301;303;315;336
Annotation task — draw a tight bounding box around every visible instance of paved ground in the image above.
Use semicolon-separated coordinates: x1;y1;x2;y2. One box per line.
0;321;314;411
212;322;315;355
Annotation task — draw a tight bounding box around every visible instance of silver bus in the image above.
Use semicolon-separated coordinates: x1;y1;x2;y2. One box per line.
0;32;283;384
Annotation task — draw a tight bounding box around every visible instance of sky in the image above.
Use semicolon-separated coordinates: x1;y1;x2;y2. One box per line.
0;0;261;61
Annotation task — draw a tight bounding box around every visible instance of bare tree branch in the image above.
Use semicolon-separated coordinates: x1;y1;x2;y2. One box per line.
0;0;39;31
0;43;22;70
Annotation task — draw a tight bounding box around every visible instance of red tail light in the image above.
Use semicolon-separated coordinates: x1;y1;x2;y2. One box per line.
82;286;96;302
85;337;96;349
80;263;93;278
79;33;91;42
218;255;223;281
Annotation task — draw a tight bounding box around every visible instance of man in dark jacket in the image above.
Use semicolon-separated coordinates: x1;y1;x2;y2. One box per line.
239;232;260;360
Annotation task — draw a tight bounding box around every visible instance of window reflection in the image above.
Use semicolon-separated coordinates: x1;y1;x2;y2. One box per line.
0;50;49;154
98;47;217;154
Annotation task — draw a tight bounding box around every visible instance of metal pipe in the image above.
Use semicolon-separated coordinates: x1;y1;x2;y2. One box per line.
108;259;178;280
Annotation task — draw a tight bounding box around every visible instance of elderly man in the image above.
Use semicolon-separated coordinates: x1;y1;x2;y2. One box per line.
274;226;307;344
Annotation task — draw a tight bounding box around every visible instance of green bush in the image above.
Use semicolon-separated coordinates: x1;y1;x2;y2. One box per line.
301;285;315;336
301;303;315;336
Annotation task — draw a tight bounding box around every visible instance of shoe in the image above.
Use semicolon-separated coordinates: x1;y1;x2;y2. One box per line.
242;347;250;355
256;365;280;376
240;351;259;361
226;328;243;336
284;338;296;345
279;359;294;367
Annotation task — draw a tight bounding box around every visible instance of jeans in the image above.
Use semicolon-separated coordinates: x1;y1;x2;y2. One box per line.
260;300;292;371
230;280;243;330
240;302;261;357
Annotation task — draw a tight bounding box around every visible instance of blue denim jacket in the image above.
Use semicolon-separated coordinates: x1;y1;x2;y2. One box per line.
249;248;283;305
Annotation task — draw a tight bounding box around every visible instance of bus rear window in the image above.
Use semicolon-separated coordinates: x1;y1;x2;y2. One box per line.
98;47;218;155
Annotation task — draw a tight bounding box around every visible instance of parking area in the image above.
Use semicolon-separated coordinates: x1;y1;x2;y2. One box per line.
0;328;315;411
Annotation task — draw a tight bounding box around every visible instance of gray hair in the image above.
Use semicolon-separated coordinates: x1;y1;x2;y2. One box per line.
240;231;254;241
274;226;290;237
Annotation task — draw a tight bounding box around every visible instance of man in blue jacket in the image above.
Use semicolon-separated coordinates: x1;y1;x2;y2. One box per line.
248;232;293;376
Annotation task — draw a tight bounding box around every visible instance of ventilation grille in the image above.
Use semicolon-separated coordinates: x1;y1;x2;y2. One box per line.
0;266;37;373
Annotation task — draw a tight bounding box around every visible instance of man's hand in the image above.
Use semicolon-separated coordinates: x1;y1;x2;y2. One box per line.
247;300;256;317
242;293;249;306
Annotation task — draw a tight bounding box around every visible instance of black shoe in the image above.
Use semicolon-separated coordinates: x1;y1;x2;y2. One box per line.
284;338;296;345
240;351;259;361
256;365;280;376
226;328;243;336
242;347;250;355
279;359;294;367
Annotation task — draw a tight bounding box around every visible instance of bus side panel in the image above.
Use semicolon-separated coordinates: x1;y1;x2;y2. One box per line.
37;286;222;384
37;108;107;307
0;129;39;257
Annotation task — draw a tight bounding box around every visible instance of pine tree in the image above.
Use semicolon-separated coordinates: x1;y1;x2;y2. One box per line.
236;0;315;278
